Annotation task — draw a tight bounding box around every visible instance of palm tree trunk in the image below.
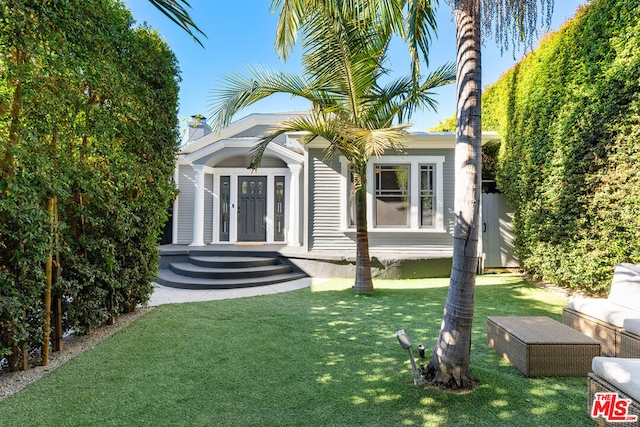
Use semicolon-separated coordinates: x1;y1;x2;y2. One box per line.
353;169;373;293
427;0;481;391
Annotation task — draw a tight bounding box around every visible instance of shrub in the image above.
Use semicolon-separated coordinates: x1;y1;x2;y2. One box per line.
0;0;179;369
483;0;640;294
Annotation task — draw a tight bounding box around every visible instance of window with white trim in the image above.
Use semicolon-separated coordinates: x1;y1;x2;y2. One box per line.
375;164;410;227
341;155;445;232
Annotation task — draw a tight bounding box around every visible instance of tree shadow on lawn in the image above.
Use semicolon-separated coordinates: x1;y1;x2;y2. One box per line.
301;277;590;426
0;277;590;426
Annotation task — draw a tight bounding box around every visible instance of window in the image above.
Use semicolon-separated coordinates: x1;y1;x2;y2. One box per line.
274;176;285;242
375;164;410;227
341;155;445;232
420;165;434;227
347;168;356;228
219;176;230;241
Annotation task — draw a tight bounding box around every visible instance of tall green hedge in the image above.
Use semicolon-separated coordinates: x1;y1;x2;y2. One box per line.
0;0;180;370
483;0;640;293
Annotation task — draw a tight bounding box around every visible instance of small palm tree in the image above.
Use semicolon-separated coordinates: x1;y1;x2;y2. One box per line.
210;2;455;292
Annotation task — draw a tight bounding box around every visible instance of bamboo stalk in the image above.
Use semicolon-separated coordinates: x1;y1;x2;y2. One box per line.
20;310;27;371
52;200;63;352
42;197;55;366
53;298;63;351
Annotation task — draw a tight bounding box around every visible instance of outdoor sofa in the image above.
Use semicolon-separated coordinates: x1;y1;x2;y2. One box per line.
562;263;640;356
589;357;640;426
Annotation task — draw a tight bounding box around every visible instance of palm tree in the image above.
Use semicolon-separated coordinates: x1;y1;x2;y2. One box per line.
270;0;553;389
209;2;455;293
156;0;554;388
426;0;554;391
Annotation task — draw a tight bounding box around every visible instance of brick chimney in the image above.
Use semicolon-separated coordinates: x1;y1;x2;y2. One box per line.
186;114;212;143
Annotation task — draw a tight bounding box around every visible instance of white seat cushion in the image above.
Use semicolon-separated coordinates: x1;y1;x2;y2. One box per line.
567;298;637;328
592;357;640;402
609;263;640;310
623;318;640;336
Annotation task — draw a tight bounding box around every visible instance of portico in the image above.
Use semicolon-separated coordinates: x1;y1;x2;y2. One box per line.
179;139;304;247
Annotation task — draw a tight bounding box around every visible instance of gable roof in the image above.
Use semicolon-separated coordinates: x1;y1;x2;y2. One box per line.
179;112;501;164
180;112;307;155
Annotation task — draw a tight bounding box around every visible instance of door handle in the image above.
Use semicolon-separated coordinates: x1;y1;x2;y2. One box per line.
483;222;487;233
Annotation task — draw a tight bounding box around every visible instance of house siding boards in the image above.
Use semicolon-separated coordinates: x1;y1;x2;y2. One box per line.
174;166;218;245
176;165;195;244
309;153;355;251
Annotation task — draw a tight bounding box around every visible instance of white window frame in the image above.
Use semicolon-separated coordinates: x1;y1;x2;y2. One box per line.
339;155;445;232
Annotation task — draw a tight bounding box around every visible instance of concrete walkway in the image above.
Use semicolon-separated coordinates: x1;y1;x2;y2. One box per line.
147;277;324;306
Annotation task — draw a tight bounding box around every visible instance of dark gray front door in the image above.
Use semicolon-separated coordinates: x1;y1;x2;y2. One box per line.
237;176;267;241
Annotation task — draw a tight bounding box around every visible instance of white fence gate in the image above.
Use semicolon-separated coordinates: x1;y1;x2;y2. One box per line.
481;192;518;268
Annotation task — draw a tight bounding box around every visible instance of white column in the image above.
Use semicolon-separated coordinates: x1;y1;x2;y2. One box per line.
172;167;179;244
190;165;205;246
266;175;275;243
287;164;302;247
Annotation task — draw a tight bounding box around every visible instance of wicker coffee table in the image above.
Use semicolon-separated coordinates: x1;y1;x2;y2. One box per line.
487;316;601;377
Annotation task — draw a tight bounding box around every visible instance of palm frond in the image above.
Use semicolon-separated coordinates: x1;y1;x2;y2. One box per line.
148;0;206;47
249;113;343;168
216;0;449;168
343;124;411;159
405;0;439;79
208;65;318;130
271;0;314;60
366;61;456;127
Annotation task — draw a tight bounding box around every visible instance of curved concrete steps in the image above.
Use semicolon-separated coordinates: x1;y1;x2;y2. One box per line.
156;253;306;289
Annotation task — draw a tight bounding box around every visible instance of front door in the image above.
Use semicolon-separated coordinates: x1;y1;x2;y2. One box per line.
237;176;267;241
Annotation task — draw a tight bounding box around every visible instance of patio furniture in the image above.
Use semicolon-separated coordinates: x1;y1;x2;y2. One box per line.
619;318;640;358
487;316;601;377
563;263;640;356
589;357;640;426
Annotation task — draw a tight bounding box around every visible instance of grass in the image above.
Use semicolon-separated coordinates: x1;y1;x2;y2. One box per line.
0;275;594;426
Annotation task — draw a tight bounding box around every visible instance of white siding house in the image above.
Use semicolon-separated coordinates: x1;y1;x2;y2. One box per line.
169;112;503;277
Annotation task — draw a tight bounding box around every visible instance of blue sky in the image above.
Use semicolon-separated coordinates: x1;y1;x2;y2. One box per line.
124;0;587;134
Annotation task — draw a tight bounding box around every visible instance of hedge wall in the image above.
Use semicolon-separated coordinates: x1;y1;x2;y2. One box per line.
0;0;180;370
483;0;640;294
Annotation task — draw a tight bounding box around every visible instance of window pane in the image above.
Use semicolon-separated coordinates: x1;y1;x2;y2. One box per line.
274;176;285;241
375;164;409;227
220;176;230;241
348;169;356;228
420;165;434;227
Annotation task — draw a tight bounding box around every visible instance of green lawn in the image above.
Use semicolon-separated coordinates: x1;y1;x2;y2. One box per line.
0;275;594;426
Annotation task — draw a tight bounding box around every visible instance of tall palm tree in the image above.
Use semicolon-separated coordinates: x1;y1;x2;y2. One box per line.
209;2;455;293
426;0;554;391
270;0;553;389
